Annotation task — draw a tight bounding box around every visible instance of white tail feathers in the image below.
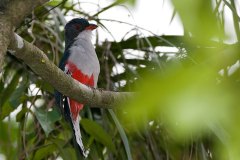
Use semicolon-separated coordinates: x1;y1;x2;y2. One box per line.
67;97;89;158
72;115;89;158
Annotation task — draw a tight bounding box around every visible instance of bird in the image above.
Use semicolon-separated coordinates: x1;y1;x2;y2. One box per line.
55;18;100;158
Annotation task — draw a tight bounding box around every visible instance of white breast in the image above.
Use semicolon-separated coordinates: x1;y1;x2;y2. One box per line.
68;30;100;87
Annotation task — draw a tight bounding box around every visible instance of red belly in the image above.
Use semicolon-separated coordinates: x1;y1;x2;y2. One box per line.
66;61;94;120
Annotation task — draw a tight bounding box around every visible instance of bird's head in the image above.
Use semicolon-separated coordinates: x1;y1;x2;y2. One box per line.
64;18;98;48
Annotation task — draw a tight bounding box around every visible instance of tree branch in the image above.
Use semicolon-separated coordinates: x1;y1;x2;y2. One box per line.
9;33;133;108
0;0;49;72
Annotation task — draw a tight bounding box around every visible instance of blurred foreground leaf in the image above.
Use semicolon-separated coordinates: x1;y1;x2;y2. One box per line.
126;64;231;136
81;118;116;152
124;58;240;159
172;0;223;45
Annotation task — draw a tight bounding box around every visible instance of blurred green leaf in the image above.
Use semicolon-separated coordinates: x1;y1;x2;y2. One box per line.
46;0;72;8
35;107;61;136
46;0;62;6
1;102;13;120
109;109;132;160
16;107;28;122
0;70;22;105
81;118;116;152
59;147;77;160
125;64;233;139
116;0;136;6
0;70;23;119
110;35;183;51
0;121;18;160
172;0;222;44
33;143;57;160
9;77;28;108
51;138;70;160
36;80;54;94
33;137;69;159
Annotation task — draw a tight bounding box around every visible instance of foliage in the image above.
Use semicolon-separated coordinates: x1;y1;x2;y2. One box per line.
0;0;240;159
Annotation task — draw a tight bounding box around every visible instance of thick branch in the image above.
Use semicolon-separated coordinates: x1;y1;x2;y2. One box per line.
5;0;49;27
0;18;12;72
0;0;49;71
9;33;133;108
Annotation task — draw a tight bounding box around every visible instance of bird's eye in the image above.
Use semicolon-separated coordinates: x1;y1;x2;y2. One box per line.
74;24;81;30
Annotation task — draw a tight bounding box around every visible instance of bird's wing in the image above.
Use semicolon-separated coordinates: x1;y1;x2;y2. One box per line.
54;65;72;121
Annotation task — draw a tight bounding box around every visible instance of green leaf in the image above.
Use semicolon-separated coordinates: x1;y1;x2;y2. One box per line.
33;143;57;160
109;109;132;160
125;65;233;139
51;138;69;160
0;121;18;159
9;77;28;108
116;0;136;6
34;138;74;160
0;70;21;105
36;80;54;94
35;107;61;136
172;0;222;45
16;107;28;122
59;147;77;160
81;119;116;152
46;0;72;8
111;35;183;51
0;70;25;119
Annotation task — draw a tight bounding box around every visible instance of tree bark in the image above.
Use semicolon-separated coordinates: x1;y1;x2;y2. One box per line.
0;18;12;72
0;0;49;72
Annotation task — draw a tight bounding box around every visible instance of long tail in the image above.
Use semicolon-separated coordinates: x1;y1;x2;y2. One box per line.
55;91;89;158
71;115;89;158
66;98;89;158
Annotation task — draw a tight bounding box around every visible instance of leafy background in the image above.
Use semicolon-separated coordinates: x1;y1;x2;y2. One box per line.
1;0;240;159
